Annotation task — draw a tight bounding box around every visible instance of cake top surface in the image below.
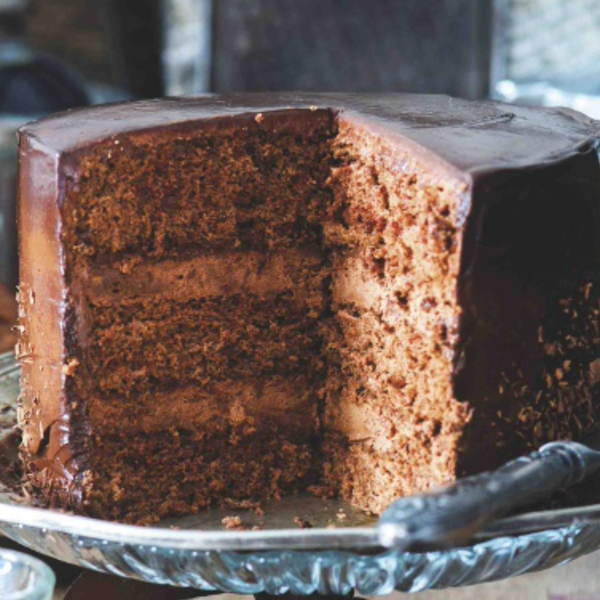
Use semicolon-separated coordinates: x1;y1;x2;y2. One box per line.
19;93;600;180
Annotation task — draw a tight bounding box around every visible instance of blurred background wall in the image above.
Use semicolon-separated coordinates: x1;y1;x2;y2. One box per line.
20;0;494;99
1;0;600;299
16;0;600;108
27;0;113;86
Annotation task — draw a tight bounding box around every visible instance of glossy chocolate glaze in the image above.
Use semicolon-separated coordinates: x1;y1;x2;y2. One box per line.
17;94;600;512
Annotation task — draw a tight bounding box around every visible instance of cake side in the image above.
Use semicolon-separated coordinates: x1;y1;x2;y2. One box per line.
321;115;470;513
455;149;600;474
17;134;92;507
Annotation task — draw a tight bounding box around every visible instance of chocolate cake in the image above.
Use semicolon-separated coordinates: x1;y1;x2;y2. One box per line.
17;94;600;523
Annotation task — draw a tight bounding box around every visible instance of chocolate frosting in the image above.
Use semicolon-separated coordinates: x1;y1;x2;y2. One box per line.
17;93;600;507
21;93;599;177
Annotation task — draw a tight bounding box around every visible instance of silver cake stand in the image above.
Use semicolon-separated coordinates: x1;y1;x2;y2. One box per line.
1;352;600;596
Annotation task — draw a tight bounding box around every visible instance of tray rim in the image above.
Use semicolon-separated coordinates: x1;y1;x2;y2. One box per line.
0;502;382;551
1;350;598;556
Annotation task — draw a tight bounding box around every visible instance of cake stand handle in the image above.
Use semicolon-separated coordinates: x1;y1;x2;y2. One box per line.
377;440;600;550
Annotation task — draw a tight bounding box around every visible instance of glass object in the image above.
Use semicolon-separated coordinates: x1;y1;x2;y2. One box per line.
0;549;55;600
492;0;600;117
1;352;600;595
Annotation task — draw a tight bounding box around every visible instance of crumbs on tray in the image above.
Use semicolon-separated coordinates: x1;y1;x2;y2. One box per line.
221;515;243;530
293;516;313;529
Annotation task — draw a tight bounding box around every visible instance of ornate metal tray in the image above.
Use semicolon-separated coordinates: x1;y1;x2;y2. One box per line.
1;352;600;595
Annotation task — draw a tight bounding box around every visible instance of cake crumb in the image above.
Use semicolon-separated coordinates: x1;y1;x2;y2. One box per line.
115;255;142;274
293;516;312;529
336;510;347;521
255;113;264;123
255;506;265;517
589;358;600;386
222;515;243;529
307;484;333;498
222;498;261;511
228;401;248;427
62;358;80;376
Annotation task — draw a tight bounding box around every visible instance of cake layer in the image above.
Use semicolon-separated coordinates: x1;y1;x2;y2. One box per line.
62;110;335;263
322;436;459;515
84;292;326;391
86;427;317;523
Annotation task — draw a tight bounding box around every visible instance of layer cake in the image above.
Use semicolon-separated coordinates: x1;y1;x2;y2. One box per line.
17;94;600;523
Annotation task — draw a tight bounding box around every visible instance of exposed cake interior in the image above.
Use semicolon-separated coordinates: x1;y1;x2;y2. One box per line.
321;118;467;513
60;109;466;522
